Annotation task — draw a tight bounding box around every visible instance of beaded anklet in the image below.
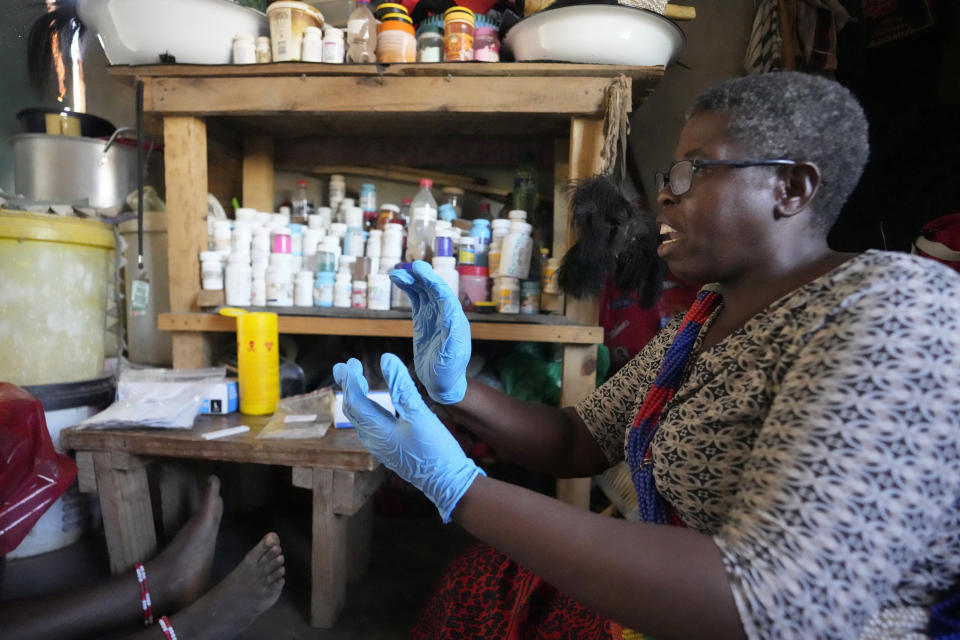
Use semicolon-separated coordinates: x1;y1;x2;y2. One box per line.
159;616;179;640
134;562;154;626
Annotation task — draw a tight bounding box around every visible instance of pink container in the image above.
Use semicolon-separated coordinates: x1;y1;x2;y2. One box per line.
458;265;489;311
271;231;291;254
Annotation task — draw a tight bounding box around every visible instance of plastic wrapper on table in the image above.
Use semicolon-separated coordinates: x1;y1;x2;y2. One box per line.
0;383;77;555
257;387;335;440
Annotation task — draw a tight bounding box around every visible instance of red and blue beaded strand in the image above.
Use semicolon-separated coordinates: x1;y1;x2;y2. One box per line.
626;289;721;525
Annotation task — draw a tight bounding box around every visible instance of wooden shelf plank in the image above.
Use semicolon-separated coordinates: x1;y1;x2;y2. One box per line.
158;312;604;344
109;62;663;83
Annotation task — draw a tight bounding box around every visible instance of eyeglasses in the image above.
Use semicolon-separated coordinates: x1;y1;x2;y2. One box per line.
655;159;797;197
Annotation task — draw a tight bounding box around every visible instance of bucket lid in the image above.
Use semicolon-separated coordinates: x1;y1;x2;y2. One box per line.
0;210;115;249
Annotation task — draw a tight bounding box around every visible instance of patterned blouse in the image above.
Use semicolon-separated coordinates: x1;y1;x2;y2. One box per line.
575;250;960;639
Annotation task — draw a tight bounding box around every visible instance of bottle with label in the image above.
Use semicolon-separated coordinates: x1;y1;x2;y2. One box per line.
256;36;272;63
322;26;345;63
469;218;490;267
291;179;312;225
500;220;534;280
233;34;257;64
359;183;377;230
346;0;378;63
301;25;324;62
417;24;443;62
405;179;438;262
487;218;511;275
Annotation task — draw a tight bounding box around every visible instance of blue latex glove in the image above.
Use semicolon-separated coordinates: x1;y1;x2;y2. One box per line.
389;260;471;404
332;354;485;523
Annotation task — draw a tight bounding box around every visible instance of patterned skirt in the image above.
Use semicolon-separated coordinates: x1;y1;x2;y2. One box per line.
411;542;643;640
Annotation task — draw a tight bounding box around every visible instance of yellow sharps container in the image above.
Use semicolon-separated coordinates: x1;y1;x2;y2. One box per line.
220;308;279;415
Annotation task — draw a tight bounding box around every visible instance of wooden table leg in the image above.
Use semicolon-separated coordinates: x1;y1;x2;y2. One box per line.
293;465;385;627
92;451;157;575
311;468;348;628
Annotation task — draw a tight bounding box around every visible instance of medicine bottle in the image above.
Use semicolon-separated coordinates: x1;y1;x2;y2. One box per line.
367;272;391;310
417;24;443;62
469;218;491;266
499;220;533;280
487;218;511;275
520;280;541;314
329;174;346;203
444;6;475;61
301;26;324;62
431;256;460;299
201;251;225;290
333;268;353;308
458;265;489;311
495;276;520;313
351;279;368;308
256;36;272;63
225;254;253;306
314;271;335;307
233;34;257;64
322;26;345;63
294;270;315;306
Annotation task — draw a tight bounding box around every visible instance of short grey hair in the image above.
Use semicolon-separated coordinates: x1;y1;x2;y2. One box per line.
689;72;870;231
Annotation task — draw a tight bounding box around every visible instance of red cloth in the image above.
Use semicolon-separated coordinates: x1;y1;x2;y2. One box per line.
0;383;77;555
600;273;701;375
412;542;638;639
914;212;960;274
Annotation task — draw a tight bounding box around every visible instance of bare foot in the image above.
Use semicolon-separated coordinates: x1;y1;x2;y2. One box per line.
146;475;223;614
167;533;285;640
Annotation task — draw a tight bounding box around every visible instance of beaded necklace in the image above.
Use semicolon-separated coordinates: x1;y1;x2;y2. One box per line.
626;289;722;525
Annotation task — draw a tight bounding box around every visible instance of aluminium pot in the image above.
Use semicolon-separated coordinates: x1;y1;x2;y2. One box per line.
11;129;162;211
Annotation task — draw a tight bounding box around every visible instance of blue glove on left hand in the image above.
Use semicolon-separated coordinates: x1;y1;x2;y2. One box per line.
332;354;485;523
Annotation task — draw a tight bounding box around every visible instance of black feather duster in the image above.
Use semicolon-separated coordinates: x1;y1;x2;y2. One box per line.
556;175;664;308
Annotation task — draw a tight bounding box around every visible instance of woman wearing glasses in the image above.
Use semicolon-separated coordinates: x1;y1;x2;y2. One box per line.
335;72;960;639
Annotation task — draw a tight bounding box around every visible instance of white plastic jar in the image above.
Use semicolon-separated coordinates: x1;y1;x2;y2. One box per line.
329;175;346;203
431;256;460;298
351;280;368;309
233;34;257;64
200;251;224;290
224;254;252;306
322;26;345;63
334;269;352;308
266;264;294;307
314;271;335;307
495;276;520;313
213;220;232;252
294;270;315;306
367;272;391;310
301;25;324;62
499;221;533;280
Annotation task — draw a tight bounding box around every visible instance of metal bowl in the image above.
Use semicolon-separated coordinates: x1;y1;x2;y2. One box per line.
503;4;685;66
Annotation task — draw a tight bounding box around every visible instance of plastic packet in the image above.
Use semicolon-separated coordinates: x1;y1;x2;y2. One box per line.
257;387;334;440
80;367;227;429
0;384;77;555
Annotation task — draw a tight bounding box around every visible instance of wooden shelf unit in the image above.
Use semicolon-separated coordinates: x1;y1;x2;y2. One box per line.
122;61;661;516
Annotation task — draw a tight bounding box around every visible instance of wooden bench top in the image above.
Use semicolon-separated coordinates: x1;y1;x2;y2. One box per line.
61;414;377;472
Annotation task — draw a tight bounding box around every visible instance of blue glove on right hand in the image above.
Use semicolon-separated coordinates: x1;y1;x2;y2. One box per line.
389;260;471;404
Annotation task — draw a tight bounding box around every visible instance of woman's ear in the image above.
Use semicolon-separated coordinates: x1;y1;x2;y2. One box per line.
775;162;821;218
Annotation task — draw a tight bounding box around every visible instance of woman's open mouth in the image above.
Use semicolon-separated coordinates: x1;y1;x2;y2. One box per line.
659;223;679;248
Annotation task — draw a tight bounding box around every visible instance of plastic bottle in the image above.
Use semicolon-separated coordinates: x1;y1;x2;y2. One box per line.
377;15;417;63
500;220;534;279
406;179;438;262
513;160;540;228
200;251;224;290
301;25;324;62
520;280;541;314
431;256;460;299
233;34;257;64
292;179;312;225
294;271;315;306
457;236;476;265
366;229;382;260
322;26;345;63
367;272;391;310
346;0;378;63
351;279;368;308
329;174;346;203
265;263;293;307
255;36;272;63
487;218;511;275
225;254;253;306
469;218;491;267
458;265;489;311
251;273;266;306
213;220;232;252
359;183;377;230
314;271;335;307
225;310;279;415
334;267;353;307
495;276;520;313
391;262;413;310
